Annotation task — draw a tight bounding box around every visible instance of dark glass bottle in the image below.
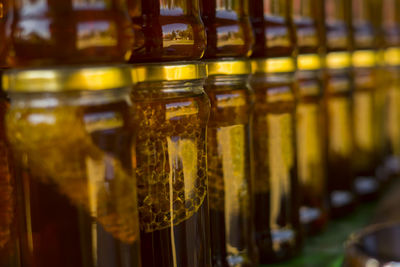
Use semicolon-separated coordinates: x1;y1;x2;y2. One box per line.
249;0;301;263
6;66;141;267
290;0;328;235
200;0;254;58
127;0;206;62
205;60;257;267
349;0;380;201
131;63;211;267
9;0;133;67
319;0;356;218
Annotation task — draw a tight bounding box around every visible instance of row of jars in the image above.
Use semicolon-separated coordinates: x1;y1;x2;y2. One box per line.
1;0;400;267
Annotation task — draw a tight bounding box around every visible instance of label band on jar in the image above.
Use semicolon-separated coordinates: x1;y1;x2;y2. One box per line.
352;50;376;68
384;47;400;67
326;51;351;70
297;54;321;71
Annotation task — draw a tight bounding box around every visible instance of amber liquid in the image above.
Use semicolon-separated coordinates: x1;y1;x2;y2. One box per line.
205;79;256;267
0;93;18;267
128;0;206;62
200;0;253;58
10;100;141;267
133;87;211;267
251;76;301;263
0;1;8;68
10;0;133;67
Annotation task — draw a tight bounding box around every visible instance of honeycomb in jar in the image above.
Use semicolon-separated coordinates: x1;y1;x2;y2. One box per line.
134;96;208;233
6;105;139;244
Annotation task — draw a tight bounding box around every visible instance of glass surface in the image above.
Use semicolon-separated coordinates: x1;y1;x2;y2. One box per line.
344;222;400;267
127;0;206;62
205;75;256;267
249;0;295;58
7;89;141;267
324;0;349;52
251;73;301;264
0;92;18;267
132;80;211;267
10;0;133;67
200;0;254;58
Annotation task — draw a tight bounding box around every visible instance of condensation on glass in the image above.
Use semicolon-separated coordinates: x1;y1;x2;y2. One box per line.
250;58;301;264
321;0;356;218
200;0;254;58
204;60;257;267
130;63;211;267
9;0;134;67
5;66;141;267
291;0;328;235
0;76;18;267
350;0;380;200
127;0;206;62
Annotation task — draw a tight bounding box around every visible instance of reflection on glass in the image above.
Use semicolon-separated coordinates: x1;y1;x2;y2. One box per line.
128;0;206;62
11;0;132;66
133;89;211;267
8;97;141;267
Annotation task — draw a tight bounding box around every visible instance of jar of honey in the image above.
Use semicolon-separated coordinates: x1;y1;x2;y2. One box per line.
291;0;328;235
127;0;206;62
349;0;380;201
130;62;211;267
4;66;141;267
200;0;254;58
250;58;301;264
205;60;257;267
0;77;18;267
320;0;356;218
9;0;133;67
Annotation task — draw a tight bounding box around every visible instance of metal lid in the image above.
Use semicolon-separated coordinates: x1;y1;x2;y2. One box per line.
3;65;133;93
206;59;252;76
132;62;207;82
251;57;295;74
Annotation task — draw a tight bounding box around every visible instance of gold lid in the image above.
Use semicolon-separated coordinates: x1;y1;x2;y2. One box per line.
326;51;351;69
3;65;133;93
297;54;321;71
132;62;207;82
352;50;376;68
206;59;252;76
251;57;295;74
384;47;400;66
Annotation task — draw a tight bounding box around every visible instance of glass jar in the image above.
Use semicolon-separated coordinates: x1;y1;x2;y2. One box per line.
250;58;301;264
380;0;400;177
200;0;254;58
0;0;8;68
349;0;380;201
9;0;133;67
127;0;206;63
321;0;356;218
130;62;211;267
0;76;18;267
4;66;141;267
291;0;328;235
204;60;257;267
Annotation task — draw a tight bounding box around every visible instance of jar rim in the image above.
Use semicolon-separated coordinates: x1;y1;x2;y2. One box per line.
131;61;207;82
251;57;295;74
3;65;133;93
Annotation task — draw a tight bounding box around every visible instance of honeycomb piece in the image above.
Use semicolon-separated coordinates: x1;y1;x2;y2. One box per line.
134;98;207;233
7;106;139;244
